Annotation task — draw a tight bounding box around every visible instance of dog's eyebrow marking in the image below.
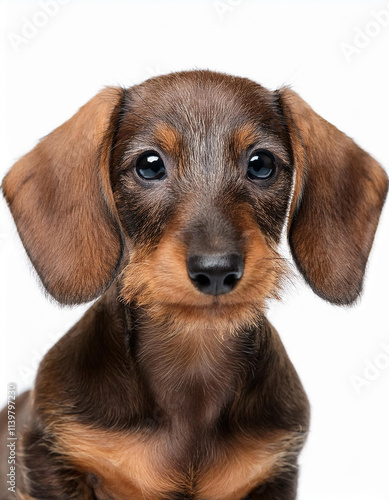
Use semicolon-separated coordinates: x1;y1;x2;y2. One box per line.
153;122;181;158
233;122;258;150
120;124;182;171
232;124;289;163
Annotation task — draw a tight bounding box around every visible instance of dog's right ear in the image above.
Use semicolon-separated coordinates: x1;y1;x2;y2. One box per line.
2;87;125;305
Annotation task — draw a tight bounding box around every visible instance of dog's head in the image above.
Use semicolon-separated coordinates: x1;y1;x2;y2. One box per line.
3;71;387;329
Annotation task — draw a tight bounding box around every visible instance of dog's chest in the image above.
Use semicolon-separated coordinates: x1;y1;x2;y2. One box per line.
58;423;291;500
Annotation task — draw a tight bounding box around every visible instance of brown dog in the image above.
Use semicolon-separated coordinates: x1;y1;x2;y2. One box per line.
1;70;387;499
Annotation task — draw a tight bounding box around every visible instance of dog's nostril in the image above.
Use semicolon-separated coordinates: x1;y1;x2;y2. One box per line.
187;254;244;296
195;274;211;289
223;273;239;288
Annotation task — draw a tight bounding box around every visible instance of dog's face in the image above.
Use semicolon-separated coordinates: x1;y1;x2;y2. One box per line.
2;71;388;329
111;73;294;326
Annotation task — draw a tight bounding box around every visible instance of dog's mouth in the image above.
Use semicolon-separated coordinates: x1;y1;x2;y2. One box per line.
120;247;288;332
119;221;288;328
120;280;275;336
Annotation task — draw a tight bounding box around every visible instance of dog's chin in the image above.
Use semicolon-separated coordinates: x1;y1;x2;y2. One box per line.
160;301;265;335
119;258;285;333
120;284;268;334
162;291;266;313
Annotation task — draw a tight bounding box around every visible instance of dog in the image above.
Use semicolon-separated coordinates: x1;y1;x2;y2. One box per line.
0;70;387;500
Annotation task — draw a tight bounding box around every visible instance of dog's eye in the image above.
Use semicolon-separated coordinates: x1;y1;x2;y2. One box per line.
136;152;166;180
247;151;275;181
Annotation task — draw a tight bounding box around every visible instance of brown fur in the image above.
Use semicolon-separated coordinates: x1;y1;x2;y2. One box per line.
277;87;388;304
52;423;300;500
121;210;285;332
1;70;387;500
1;87;124;304
154;123;183;161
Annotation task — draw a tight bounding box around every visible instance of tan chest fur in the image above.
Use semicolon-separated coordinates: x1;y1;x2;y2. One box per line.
56;423;296;500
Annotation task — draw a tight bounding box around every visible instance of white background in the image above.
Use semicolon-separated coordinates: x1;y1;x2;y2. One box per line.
1;1;388;499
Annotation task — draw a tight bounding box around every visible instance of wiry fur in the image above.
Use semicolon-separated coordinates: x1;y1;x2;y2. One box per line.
0;70;387;499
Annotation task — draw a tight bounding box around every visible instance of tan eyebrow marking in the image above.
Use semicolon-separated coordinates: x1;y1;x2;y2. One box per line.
233;122;258;150
233;123;289;164
154;122;182;158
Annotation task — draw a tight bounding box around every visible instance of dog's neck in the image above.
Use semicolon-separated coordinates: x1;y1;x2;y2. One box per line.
127;303;261;431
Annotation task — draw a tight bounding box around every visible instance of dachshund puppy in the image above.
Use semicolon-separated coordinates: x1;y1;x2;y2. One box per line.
0;70;387;500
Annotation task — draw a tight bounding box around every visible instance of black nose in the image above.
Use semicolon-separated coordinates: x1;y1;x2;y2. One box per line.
187;253;244;296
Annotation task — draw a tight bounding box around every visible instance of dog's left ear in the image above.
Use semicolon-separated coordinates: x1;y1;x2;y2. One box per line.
277;88;388;305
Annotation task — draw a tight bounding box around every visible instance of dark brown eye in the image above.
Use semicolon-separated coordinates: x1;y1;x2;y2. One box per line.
247;151;275;181
136;152;166;180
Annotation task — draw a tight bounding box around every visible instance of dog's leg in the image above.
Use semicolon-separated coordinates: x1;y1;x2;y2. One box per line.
20;425;90;499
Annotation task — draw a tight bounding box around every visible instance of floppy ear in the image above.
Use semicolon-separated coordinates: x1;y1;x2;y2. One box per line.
2;87;125;305
277;88;388;305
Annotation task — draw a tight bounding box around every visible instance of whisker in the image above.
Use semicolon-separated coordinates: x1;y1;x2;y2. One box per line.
262;257;291;261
